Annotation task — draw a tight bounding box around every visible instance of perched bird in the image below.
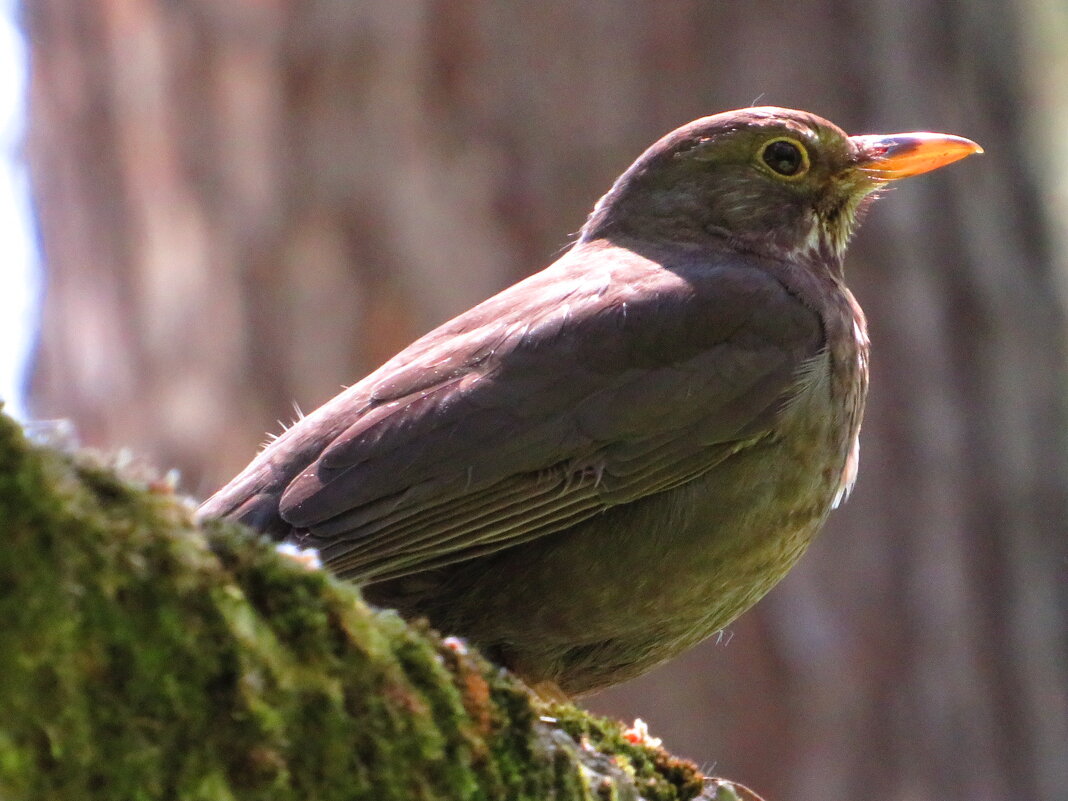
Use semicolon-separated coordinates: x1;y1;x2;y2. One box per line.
198;108;980;696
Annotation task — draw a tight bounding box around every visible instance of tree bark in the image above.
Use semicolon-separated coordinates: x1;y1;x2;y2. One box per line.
22;2;1068;799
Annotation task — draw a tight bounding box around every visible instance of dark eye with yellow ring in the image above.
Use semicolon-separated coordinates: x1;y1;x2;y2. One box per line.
760;138;808;177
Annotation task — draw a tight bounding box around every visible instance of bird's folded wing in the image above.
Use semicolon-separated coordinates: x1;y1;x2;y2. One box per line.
273;252;824;581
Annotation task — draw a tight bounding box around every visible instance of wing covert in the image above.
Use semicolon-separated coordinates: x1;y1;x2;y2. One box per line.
274;246;824;581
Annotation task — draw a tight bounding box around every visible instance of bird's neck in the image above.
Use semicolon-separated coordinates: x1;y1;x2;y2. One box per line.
578;225;848;287
581;206;852;282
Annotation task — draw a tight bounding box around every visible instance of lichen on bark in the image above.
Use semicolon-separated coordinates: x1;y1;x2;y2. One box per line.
0;409;747;800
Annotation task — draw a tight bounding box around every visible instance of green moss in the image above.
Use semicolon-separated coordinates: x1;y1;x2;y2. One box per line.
0;411;717;800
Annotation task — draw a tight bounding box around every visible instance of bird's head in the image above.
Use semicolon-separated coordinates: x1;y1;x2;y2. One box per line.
580;107;981;268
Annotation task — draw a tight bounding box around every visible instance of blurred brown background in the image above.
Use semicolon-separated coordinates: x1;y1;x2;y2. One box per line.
21;1;1068;799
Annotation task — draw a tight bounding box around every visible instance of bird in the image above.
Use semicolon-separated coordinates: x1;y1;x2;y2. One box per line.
198;107;981;697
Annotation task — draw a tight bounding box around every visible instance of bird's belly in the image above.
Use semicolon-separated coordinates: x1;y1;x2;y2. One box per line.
366;416;848;695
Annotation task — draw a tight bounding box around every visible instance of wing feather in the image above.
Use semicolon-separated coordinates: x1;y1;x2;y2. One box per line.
204;244;824;582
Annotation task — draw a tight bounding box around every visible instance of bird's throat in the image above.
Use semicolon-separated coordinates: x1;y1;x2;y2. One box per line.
796;189;876;269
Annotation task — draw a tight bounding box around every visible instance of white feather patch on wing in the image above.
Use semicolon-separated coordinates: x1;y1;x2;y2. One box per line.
832;433;860;509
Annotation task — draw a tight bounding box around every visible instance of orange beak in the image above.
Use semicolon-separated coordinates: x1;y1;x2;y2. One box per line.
850;132;983;180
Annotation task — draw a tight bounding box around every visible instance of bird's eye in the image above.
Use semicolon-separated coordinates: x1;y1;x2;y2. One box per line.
759;138;809;178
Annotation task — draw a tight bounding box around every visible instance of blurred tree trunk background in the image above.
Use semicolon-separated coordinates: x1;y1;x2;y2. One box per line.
21;2;1068;799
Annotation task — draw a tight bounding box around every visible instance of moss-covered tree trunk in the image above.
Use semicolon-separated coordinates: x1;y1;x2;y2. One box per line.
0;410;760;801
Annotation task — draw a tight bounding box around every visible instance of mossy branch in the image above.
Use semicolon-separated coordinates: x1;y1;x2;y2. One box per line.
0;410;759;801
